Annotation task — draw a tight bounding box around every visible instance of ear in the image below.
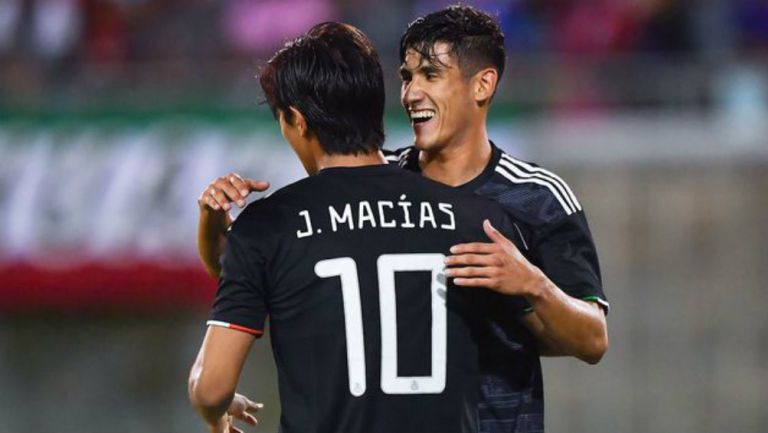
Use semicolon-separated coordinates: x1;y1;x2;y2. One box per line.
286;106;310;138
473;68;498;105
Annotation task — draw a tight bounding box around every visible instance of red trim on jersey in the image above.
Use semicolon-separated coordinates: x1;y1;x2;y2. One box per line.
228;323;263;336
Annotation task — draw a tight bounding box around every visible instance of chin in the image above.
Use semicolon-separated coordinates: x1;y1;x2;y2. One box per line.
412;135;438;151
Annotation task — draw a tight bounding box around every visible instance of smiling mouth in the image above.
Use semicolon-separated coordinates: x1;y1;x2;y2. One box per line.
409;109;436;125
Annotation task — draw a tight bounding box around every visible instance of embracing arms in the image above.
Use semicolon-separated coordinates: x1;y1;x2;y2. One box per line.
445;220;608;364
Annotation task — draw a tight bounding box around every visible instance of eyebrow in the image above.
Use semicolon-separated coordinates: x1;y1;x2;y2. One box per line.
399;63;442;78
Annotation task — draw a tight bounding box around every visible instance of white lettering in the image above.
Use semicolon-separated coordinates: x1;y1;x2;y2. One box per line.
397;195;415;228
438;203;455;230
297;210;313;238
378;201;396;228
358;201;377;229
419;202;437;229
330;204;354;232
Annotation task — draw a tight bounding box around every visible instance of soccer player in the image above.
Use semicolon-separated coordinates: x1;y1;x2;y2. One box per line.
189;22;529;433
199;6;609;433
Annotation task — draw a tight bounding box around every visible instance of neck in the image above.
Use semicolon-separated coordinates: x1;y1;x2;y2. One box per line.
315;150;388;172
418;128;492;187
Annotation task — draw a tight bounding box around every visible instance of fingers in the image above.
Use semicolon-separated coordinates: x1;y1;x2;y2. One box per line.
449;242;498;255
246;401;264;412
243;412;258;426
213;183;243;210
444;253;501;267
230;412;258;427
483;219;518;252
228;394;263;427
199;173;268;212
453;277;496;288
231;407;260;426
444;266;495;279
227;173;251;197
246;179;270;192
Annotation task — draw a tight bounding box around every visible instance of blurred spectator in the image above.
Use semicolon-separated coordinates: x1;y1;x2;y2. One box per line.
551;0;642;54
81;0;128;65
222;0;335;55
637;0;695;53
0;0;23;54
2;0;768;112
31;0;82;61
736;0;768;48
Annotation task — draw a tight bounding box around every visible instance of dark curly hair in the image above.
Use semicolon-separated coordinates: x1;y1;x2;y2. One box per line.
399;5;505;79
260;22;385;155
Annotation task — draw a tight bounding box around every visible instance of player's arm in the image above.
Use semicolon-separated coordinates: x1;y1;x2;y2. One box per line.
192;212;271;432
197;173;269;277
445;219;608;364
188;326;255;433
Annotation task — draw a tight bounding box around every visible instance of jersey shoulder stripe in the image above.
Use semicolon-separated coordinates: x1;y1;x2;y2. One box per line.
500;153;582;211
383;146;414;166
493;151;581;216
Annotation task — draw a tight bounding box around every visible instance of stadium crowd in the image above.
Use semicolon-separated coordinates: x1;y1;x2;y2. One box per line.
1;0;767;110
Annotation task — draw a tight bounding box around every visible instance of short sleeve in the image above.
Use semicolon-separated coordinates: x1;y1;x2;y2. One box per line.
207;223;270;337
532;210;609;313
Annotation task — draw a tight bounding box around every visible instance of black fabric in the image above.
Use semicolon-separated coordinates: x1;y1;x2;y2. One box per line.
210;163;527;433
386;143;606;433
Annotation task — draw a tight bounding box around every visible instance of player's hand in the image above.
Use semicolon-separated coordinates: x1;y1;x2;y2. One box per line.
444;219;546;297
207;414;233;433
226;392;263;429
198;173;270;212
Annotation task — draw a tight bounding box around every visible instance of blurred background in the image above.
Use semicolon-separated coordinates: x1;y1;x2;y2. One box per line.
1;0;767;432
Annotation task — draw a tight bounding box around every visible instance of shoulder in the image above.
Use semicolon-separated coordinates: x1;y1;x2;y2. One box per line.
232;177;315;231
481;149;583;226
383;145;416;167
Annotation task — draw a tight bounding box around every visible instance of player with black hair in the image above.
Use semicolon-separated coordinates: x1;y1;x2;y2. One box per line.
394;7;608;432
189;21;529;433
198;6;609;433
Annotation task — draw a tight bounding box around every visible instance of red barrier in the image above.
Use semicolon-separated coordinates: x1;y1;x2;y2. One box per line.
0;262;218;312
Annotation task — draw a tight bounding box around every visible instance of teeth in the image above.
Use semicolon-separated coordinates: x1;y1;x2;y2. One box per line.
409;110;435;120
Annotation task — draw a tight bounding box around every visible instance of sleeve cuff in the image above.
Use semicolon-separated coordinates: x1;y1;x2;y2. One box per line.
581;296;610;314
520;296;609;315
207;320;264;337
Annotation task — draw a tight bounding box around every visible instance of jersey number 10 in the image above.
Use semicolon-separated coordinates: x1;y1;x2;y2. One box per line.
315;253;447;397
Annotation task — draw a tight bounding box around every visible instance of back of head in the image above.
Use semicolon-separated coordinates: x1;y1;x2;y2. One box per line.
399;5;505;80
260;22;385;155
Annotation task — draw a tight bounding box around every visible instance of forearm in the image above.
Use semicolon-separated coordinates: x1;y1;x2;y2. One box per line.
190;394;231;430
197;206;231;278
524;274;608;364
188;327;254;431
188;358;234;427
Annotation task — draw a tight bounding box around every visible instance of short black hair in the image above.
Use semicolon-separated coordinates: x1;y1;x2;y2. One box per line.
260;22;385;155
399;5;505;79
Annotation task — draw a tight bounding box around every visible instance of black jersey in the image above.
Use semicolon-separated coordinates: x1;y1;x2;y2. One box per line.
208;164;528;433
387;143;608;433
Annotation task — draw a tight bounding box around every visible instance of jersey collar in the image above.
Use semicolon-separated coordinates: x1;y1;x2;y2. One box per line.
404;141;502;192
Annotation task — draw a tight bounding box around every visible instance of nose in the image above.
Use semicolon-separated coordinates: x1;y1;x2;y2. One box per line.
401;79;423;109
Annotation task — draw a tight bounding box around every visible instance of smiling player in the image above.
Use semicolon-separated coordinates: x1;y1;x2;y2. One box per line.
189;21;532;433
199;6;609;433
